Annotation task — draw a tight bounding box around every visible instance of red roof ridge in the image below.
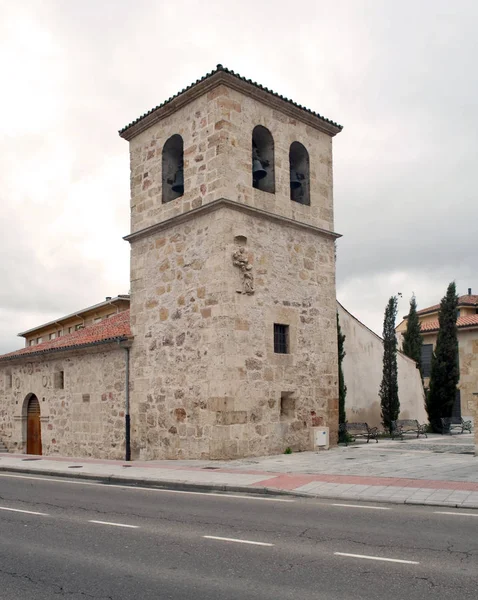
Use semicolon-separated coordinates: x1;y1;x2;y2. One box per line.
0;310;131;362
414;294;478;316
420;313;478;333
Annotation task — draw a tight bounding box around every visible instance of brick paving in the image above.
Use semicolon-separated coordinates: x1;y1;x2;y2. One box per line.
0;434;476;509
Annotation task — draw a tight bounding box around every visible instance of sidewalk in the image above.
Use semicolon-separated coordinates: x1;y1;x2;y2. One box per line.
1;434;477;509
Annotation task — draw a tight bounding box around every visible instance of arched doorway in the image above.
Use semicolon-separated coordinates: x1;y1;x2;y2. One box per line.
26;394;42;455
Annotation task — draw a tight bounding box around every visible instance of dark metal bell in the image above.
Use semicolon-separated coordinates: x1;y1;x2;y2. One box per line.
171;168;184;194
290;171;302;190
253;158;267;181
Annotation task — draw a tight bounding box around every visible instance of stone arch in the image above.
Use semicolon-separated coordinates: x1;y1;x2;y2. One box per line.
289;141;310;205
162;134;184;203
23;393;42;455
252;125;275;193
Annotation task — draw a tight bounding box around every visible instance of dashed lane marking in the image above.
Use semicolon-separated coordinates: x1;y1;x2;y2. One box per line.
88;520;139;529
334;552;419;565
434;511;478;517
0;506;49;516
203;535;274;547
331;503;391;510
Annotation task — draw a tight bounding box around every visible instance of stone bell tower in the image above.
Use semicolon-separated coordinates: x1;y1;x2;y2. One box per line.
120;65;342;460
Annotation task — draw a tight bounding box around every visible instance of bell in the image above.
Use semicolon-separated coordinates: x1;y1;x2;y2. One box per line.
171;168;184;194
253;158;267;181
290;171;302;190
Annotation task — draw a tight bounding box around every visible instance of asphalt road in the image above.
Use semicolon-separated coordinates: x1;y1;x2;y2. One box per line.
0;472;476;600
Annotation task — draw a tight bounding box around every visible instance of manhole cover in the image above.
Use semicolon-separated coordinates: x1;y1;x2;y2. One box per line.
22;458;42;461
68;465;83;469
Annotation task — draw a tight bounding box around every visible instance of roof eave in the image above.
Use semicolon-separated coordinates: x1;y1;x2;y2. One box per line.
17;296;130;338
0;335;133;364
119;69;342;141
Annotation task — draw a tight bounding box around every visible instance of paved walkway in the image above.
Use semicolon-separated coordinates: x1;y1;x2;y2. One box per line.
1;434;477;509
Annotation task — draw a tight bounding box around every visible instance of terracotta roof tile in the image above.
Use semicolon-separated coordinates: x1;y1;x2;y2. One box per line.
119;64;342;136
420;313;478;333
417;295;478;316
0;310;131;361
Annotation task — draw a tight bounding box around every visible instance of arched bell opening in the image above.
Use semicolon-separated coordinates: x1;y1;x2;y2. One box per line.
162;134;184;203
252;126;275;194
289;141;310;205
23;393;42;455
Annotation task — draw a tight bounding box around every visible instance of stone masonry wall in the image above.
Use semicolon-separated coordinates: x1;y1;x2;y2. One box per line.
421;329;477;425
0;345;126;458
128;80;339;459
128;84;334;234
458;329;478;424
129;204;338;460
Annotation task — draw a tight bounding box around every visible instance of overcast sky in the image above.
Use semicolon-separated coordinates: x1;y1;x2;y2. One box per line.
1;0;476;353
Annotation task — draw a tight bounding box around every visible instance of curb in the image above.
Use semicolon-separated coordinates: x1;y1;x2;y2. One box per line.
1;466;477;510
0;466;295;498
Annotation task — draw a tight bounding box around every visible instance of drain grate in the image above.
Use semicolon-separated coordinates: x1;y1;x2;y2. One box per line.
202;466;220;470
22;458;42;461
68;465;83;469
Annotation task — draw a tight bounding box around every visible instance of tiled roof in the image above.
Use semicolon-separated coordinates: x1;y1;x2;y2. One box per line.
416;295;478;316
0;311;131;362
119;64;342;136
18;295;130;337
420;313;478;333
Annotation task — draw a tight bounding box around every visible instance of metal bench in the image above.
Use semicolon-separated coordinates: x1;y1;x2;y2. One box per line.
440;417;472;434
339;422;378;445
391;419;428;439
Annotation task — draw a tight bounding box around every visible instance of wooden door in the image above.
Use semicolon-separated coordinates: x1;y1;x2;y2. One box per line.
27;396;42;455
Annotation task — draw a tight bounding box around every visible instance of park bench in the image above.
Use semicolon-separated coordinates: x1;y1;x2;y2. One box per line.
440;417;472;435
391;419;428;439
339;422;378;445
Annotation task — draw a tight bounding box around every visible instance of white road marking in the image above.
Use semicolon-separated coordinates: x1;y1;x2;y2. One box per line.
88;520;139;529
331;503;390;510
0;473;293;502
434;511;478;517
203;535;274;547
334;552;419;565
0;506;49;516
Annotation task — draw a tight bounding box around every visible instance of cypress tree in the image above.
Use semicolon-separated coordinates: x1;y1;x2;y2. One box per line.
426;282;459;432
402;295;423;379
337;312;347;425
379;296;400;434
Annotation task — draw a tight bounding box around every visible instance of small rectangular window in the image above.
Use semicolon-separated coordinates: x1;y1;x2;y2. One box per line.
93;317;102;323
54;371;64;390
29;340;35;347
75;324;84;331
6;372;12;389
36;337;43;344
274;324;289;354
280;392;295;420
49;332;56;340
82;393;90;402
421;344;433;378
57;330;62;337
68;326;73;333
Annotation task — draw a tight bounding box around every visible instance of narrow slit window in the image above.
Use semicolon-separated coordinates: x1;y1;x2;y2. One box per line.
162;134;184;203
289;141;310;205
252;125;275;193
274;324;289;354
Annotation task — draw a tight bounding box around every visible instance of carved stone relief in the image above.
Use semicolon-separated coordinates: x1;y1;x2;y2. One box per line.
232;246;254;295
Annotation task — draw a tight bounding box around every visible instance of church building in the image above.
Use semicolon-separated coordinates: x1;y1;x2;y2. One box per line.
0;65;343;460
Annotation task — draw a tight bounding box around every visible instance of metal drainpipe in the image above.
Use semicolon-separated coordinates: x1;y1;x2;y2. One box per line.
124;346;131;461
